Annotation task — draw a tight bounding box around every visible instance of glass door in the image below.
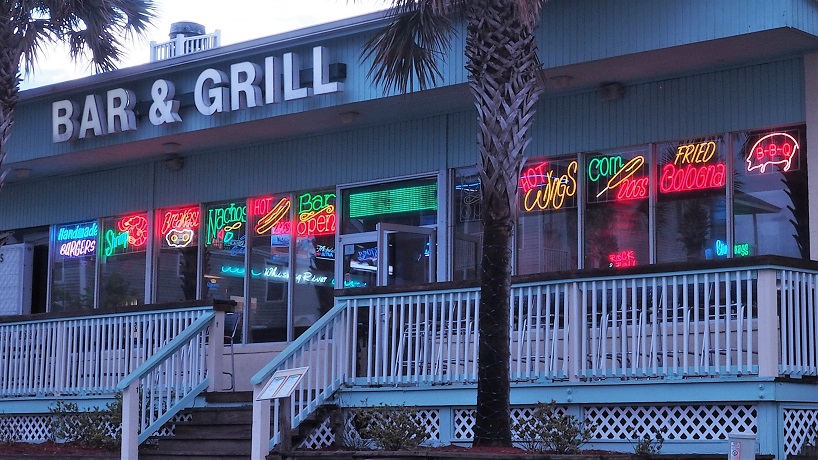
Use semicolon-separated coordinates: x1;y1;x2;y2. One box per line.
336;224;436;289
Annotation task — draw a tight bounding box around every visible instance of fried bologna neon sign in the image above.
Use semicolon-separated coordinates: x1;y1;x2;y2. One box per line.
659;141;725;193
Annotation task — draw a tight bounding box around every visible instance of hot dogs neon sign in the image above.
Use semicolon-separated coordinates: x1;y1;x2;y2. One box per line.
746;132;799;173
253;196;291;235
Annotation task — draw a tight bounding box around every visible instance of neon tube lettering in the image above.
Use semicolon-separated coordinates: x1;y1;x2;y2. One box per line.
255;197;291;235
161;207;200;234
521;161;578;212
59;239;96;257
104;229;130;256
608;250;636;268
746;132;799;173
57;223;98;241
659;163;725;193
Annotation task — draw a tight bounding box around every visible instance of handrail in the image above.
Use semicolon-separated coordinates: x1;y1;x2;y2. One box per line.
119;311;219;459
250;300;354;459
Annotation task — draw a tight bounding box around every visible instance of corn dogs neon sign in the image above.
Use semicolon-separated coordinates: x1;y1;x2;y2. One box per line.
587;153;648;202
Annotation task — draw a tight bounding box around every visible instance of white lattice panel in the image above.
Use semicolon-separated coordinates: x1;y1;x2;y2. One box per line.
345;408;440;442
299;417;334;449
454;406;568;440
155;412;192;437
0;415;51;442
585;405;756;440
784;408;818;455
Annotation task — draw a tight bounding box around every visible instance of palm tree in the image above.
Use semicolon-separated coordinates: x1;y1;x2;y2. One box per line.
362;0;545;446
0;0;157;187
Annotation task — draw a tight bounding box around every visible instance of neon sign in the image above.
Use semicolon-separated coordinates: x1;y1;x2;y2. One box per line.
297;192;336;237
520;160;578;212
746;132;799;173
59;239;96;257
608;250;636;268
315;244;335;259
587;154;648;202
207;203;246;246
166;229;194;248
714;239;750;257
56;222;98;258
104;214;148;257
57;222;98;241
160;207;200;234
659;140;725;193
253;196;291;235
219;265;330;284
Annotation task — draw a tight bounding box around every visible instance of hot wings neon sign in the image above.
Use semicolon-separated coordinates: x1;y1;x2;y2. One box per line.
519;160;578;212
746;132;799;173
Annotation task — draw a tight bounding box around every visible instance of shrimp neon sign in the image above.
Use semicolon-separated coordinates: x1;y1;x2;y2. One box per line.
746;132;799;174
104;214;148;257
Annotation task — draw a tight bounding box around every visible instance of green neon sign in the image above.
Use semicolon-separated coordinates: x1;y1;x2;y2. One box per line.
348;183;437;218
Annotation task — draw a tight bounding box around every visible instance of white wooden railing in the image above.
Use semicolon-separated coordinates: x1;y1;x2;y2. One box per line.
118;310;222;460
0;306;213;397
150;31;221;62
249;260;818;458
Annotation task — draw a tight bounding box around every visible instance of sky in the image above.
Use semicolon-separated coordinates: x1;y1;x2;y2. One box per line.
21;0;385;90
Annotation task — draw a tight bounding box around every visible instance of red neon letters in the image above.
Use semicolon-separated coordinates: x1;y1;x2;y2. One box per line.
660;140;725;193
746;132;799;173
608;250;636;268
160;207;200;235
254;197;291;235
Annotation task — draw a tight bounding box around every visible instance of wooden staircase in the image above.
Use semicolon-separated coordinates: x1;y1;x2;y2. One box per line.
138;392;341;459
139;392;253;459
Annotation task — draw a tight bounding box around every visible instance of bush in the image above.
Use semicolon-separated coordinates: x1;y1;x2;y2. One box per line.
632;426;665;455
348;405;429;451
49;395;121;449
512;400;593;453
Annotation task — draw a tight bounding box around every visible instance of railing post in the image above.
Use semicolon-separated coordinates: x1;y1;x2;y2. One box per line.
207;310;225;392
252;382;272;460
121;381;139;460
757;269;779;377
149;41;157;62
174;33;185;57
568;282;582;382
214;29;222;47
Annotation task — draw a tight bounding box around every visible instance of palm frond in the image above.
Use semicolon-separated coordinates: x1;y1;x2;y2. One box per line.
362;1;453;94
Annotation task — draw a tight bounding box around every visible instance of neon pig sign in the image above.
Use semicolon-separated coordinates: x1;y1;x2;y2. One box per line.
587;154;648;201
57;222;98;258
746;132;799;174
161;206;200;248
519;160;578;212
659;141;725;193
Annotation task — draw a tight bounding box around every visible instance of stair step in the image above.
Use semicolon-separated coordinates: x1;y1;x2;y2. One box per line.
203;390;254;404
141;438;250;455
179;406;252;424
172;423;251;439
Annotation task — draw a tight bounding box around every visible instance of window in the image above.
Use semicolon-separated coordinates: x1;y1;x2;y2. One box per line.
247;195;291;343
99;213;148;308
516;156;578;274
155;205;200;303
202;201;246;310
451;167;482;281
51;221;98;311
585;149;650;269
732;126;808;259
292;190;336;338
656;137;727;263
342;178;438;233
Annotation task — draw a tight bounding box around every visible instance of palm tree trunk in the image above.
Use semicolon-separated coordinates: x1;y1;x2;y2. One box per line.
0;19;20;189
466;0;541;447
